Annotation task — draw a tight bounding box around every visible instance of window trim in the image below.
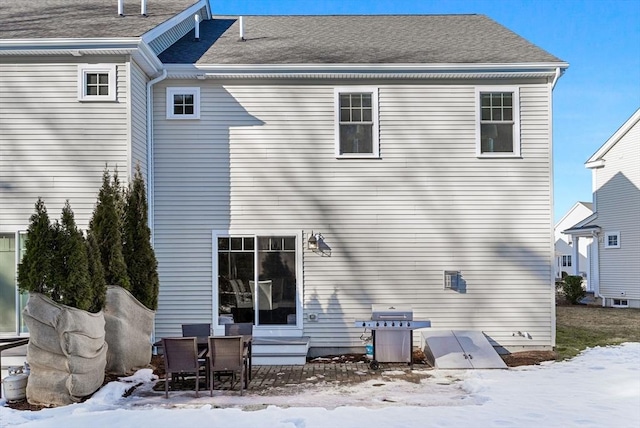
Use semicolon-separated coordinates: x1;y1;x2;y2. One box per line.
334;87;380;158
77;64;117;102
604;231;620;249
166;87;201;119
475;86;521;158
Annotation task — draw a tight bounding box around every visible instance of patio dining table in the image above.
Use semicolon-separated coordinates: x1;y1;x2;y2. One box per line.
155;335;253;382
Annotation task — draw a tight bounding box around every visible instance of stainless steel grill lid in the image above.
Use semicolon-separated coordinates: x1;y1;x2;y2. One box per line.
370;305;413;321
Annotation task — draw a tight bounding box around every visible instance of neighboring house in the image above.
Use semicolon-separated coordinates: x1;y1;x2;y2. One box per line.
554;202;593;285
564;109;640;308
0;1;568;363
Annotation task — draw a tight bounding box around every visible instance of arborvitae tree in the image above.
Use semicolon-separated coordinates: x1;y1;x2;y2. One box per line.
17;198;54;296
123;164;159;309
112;167;127;227
51;201;94;311
89;167;130;290
86;231;107;312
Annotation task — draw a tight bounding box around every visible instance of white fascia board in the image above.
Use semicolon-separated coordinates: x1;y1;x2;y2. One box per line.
141;0;211;44
585;108;640;165
0;38;163;76
164;62;568;79
0;38;141;51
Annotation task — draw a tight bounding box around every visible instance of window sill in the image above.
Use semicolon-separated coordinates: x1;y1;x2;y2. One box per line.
476;153;522;159
336;154;381;160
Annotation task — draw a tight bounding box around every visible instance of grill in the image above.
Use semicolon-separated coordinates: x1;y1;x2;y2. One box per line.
355;305;431;369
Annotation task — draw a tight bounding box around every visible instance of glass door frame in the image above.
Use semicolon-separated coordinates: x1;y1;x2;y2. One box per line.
212;229;303;338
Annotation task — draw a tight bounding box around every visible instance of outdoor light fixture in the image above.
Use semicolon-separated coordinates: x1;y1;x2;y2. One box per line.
308;231;322;251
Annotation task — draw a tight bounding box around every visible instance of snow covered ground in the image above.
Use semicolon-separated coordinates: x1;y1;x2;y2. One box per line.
2;343;639;428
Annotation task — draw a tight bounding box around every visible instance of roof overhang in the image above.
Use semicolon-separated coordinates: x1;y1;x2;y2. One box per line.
563;212;600;237
585;108;640;168
562;225;601;237
163;62;568;80
0;38;164;76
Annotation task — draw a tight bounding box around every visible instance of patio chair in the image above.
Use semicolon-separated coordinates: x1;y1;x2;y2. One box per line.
181;323;211;340
181;323;210;380
207;336;248;396
161;337;202;398
224;322;253;337
229;279;253;309
249;280;277;310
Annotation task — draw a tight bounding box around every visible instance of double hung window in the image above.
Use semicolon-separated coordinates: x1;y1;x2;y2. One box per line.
335;87;379;158
476;87;520;157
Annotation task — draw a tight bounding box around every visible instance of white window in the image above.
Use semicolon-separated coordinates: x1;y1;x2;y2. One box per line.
476;87;520;157
444;270;461;291
612;299;628;308
562;255;572;267
77;64;117;101
335;87;379;158
605;231;620;248
166;87;200;119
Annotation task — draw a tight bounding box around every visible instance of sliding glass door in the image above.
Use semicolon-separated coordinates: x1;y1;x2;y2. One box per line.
217;234;298;328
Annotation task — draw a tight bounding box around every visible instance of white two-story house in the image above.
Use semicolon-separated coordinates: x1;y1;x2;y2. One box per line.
1;1;568;363
564;109;640;308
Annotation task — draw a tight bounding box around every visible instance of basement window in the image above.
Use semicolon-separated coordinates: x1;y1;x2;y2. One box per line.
77;64;117;101
166;87;200;119
612;299;629;308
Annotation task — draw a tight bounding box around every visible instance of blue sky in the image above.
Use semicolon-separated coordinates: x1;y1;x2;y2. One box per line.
212;0;640;223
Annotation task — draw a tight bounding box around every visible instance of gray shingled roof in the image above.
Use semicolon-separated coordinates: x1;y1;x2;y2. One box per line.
0;0;198;39
159;15;563;65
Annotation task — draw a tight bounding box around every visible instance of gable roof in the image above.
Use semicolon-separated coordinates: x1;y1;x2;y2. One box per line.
586;108;640;168
0;0;200;39
159;14;565;65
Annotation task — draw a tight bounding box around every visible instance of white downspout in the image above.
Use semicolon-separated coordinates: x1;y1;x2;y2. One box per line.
551;67;561;89
146;70;168;246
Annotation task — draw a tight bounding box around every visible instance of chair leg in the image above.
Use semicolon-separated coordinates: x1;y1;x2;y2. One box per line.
195;371;199;398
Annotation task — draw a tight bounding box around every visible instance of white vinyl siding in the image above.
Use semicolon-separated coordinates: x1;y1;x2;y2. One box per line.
130;61;148;177
0;60;130;231
152;80;554;349
593;119;640;301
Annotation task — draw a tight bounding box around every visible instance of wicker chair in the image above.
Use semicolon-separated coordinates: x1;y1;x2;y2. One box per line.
224;322;253;337
207;336;248;395
161;337;201;398
181;323;211;339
